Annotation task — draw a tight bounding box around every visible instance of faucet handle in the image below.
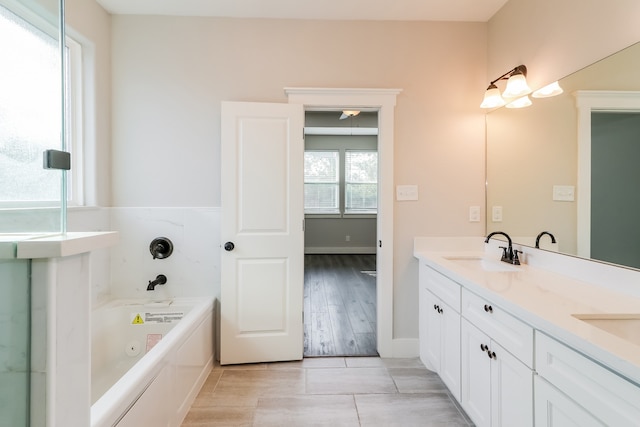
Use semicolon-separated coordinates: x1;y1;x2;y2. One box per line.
498;246;509;262
513;250;522;265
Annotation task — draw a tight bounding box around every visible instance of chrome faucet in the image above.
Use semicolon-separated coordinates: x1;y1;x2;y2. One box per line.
147;274;167;291
485;231;519;265
535;231;556;248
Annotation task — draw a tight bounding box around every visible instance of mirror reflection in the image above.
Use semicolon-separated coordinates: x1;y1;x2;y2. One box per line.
486;41;640;270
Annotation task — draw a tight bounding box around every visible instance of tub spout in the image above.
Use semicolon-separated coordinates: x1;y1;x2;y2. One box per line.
147;274;167;291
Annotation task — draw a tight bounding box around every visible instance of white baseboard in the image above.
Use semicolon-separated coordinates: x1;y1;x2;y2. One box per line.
304;246;377;254
391;338;419;358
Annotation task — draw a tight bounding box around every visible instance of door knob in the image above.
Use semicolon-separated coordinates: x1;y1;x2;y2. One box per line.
224;242;235;251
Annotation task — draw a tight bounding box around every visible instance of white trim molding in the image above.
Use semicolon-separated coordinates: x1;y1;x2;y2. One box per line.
286;87;402;358
575;90;640;258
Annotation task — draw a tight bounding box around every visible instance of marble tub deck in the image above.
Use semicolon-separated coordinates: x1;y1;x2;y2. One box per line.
181;357;472;426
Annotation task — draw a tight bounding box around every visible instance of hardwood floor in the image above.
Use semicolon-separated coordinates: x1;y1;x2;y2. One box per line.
304;254;378;357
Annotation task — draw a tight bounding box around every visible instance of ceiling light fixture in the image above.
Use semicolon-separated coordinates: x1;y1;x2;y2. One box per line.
481;64;532;109
340;110;361;120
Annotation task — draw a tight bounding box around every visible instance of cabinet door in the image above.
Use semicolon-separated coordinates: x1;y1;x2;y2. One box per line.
536;332;640;425
490;341;533;427
461;320;491;427
421;287;442;372
418;284;430;368
440;301;461;401
534;376;604;427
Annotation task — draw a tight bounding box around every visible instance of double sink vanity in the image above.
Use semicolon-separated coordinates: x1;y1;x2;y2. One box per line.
414;236;640;426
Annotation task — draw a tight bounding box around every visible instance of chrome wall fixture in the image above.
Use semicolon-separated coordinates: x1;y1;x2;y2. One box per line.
480;64;563;109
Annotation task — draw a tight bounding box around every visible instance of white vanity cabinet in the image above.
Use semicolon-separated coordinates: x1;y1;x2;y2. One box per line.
460;289;534;427
418;263;461;400
535;332;640;426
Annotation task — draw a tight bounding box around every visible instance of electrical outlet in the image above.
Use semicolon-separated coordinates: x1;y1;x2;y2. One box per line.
492;206;503;222
469;206;481;222
345;235;350;242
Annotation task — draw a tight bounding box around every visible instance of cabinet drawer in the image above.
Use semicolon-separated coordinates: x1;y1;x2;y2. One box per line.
536;332;640;426
420;263;461;312
534;376;602;427
462;289;533;367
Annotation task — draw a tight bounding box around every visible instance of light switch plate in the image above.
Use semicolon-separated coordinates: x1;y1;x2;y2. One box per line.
553;185;575;201
396;185;418;201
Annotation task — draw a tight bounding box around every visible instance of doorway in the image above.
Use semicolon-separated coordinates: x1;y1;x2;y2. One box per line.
287;87;400;358
304;254;377;356
303;110;379;356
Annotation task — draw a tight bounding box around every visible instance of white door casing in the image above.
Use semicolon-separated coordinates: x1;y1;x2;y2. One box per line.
285;87;401;357
575;90;640;258
220;101;304;365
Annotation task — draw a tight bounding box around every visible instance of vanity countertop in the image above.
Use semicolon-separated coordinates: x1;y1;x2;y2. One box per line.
414;247;640;387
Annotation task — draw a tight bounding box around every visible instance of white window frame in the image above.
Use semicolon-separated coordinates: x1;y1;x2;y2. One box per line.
304;150;340;215
65;36;84;206
304;148;378;217
344;149;378;215
0;0;84;208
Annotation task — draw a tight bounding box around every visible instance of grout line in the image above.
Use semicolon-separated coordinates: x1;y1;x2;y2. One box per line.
351;394;363;426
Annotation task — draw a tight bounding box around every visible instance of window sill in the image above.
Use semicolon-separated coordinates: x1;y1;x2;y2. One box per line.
343;212;377;219
305;212;342;219
305;212;377;219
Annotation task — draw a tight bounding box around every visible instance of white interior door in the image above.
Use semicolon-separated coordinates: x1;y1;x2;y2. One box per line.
220;101;304;365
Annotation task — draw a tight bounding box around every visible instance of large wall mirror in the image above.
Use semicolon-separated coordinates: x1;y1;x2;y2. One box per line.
486;40;640;270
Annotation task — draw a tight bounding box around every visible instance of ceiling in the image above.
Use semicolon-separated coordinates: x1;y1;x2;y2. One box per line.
95;0;509;22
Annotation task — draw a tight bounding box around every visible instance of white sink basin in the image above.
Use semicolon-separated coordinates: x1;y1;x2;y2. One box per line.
444;256;520;272
572;314;640;346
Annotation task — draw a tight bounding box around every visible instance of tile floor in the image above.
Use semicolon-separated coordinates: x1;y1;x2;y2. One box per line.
181;357;473;426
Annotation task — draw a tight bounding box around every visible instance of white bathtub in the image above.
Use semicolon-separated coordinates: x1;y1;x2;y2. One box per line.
90;297;214;427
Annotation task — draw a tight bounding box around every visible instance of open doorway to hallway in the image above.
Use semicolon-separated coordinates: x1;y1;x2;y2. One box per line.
304;254;377;356
303;111;379;357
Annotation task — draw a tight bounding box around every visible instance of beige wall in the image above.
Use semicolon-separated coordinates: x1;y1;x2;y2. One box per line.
488;0;640;89
85;0;640;344
110;17;488;339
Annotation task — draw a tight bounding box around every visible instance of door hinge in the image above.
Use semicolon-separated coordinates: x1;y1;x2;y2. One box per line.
302;218;305;232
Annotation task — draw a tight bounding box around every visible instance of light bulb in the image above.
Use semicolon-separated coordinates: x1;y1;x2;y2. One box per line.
480;85;506;109
505;95;532;109
502;72;532;98
532;81;564;98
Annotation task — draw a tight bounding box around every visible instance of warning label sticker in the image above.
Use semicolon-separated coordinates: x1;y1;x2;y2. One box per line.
131;312;184;325
144;312;184;324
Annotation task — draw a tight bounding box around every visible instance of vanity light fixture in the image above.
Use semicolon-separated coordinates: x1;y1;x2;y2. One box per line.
532;81;564;98
480;64;532;109
505;95;532;109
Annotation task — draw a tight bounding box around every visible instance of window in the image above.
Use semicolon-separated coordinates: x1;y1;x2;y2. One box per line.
345;150;378;213
304;149;378;215
0;2;83;207
304;151;339;213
